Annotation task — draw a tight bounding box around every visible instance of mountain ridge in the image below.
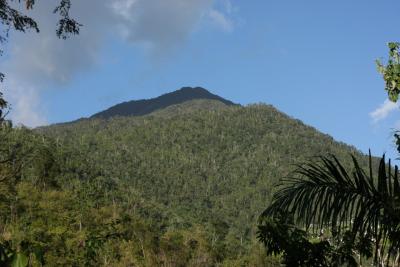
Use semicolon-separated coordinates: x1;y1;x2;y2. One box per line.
90;86;237;119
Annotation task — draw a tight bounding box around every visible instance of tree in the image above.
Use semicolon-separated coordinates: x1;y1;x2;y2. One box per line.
0;0;81;108
377;43;400;155
259;154;398;266
0;0;80;47
0;2;80;266
0;92;7;122
257;211;333;266
376;42;400;102
259;43;400;266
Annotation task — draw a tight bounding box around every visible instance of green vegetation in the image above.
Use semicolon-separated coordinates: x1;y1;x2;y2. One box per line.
258;43;400;266
376;42;400;102
0;0;80;84
258;154;390;266
1;2;393;266
0;97;371;266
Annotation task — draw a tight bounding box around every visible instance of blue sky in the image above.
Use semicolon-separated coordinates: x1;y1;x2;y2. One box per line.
2;0;400;159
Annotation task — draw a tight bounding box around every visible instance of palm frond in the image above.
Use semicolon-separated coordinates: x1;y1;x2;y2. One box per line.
261;153;400;262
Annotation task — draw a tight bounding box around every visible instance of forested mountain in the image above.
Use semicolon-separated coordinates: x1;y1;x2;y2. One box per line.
1;90;372;266
90;87;236;119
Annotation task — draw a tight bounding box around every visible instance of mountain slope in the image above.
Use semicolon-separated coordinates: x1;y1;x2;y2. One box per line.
5;92;377;265
91;87;237;119
39;102;369;262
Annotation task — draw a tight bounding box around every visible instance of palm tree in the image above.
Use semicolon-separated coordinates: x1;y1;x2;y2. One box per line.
260;153;400;266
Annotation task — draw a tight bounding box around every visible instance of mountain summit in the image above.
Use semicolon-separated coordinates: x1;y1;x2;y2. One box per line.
91;87;236;119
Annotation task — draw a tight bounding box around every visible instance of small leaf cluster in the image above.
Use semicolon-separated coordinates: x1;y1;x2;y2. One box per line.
0;0;80;85
376;42;400;102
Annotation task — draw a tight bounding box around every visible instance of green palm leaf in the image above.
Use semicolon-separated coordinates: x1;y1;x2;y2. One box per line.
261;153;400;264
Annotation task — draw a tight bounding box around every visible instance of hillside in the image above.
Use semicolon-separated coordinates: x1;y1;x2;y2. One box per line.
35;96;370;265
0;89;374;266
90;87;236;119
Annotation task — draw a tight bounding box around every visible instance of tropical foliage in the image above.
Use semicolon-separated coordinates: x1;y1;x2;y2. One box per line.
259;154;400;266
0;100;369;266
377;42;400;102
259;42;400;266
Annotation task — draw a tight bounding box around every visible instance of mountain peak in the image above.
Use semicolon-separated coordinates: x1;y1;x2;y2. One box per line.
177;86;210;93
91;87;236;119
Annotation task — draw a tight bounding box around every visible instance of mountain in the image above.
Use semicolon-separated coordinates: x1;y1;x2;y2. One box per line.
7;89;372;265
91;86;237;119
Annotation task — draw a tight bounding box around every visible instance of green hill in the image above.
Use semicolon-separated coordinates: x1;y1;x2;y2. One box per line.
1;90;371;266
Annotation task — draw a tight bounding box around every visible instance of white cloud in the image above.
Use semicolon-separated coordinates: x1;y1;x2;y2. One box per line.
370;99;399;123
111;0;138;21
111;0;214;52
221;0;234;14
4;80;47;127
208;9;234;33
1;0;237;127
207;0;237;33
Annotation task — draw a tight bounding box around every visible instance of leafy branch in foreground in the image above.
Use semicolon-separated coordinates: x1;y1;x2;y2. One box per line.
259;153;400;266
257;211;332;266
376;42;400;102
258;210;374;267
0;0;81;91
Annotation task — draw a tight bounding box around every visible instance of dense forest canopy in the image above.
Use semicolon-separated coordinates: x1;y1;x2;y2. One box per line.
0;96;373;266
0;1;397;266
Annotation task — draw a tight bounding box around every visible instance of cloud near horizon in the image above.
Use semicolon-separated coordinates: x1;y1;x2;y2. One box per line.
370;99;399;123
1;0;236;127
